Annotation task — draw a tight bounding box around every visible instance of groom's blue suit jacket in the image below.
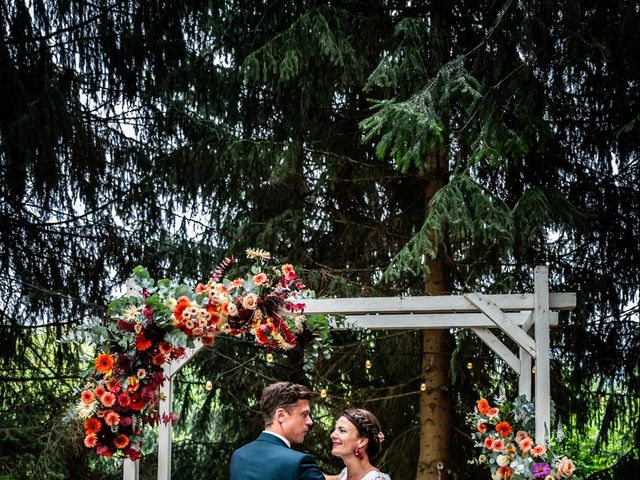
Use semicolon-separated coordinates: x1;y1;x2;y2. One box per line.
229;432;325;480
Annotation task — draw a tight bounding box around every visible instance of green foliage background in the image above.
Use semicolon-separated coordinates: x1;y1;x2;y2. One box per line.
1;1;639;479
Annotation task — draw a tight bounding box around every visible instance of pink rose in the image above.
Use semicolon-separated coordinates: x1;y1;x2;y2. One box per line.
242;293;259;310
253;273;268;285
556;458;576;477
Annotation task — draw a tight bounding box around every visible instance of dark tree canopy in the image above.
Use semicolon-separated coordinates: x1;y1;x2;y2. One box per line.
1;1;638;479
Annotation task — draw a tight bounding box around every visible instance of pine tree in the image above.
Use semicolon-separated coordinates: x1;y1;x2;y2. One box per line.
1;1;638;479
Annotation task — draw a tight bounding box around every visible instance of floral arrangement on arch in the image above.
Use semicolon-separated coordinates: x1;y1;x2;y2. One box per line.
73;249;312;460
468;393;578;480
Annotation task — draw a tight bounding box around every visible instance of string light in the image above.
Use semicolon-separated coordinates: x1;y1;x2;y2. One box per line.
365;359;372;370
266;352;273;363
420;382;427;392
466;361;473;370
599;395;606;406
320;388;328;398
531;366;536;374
205;380;213;391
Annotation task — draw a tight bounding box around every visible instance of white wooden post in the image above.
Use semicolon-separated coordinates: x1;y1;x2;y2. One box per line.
518;313;534;399
157;366;174;480
534;266;551;443
123;458;139;480
518;347;532;399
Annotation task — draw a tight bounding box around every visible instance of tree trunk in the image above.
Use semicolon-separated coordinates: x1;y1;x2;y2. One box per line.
416;153;453;480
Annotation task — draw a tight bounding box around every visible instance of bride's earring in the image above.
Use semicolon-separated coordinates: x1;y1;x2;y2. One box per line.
353;447;363;459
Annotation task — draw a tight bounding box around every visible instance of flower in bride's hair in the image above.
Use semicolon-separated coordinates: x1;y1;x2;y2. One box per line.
246;248;271;260
376;431;385;444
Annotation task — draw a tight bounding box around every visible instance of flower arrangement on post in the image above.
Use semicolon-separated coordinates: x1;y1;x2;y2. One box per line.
468;394;578;479
70;249;316;460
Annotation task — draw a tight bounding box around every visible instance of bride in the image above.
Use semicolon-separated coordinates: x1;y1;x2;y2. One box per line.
325;408;391;480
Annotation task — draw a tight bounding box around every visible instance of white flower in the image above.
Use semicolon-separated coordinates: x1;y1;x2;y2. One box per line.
164;298;177;310
227;302;238;316
76;400;97;419
122;305;139;321
497;455;510;467
246;248;271;260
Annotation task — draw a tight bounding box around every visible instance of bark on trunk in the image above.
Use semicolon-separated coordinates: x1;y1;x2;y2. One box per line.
416;154;453;480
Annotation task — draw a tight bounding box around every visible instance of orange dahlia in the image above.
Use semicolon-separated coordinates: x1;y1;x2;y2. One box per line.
158;341;173;355
118;393;131;407
100;391;116;407
80;390;95;404
496;421;513;438
84;417;101;434
94;385;106;398
152;353;165;366
135;333;152;351
130;394;146;411
498;466;512;478
173;296;191;321
84;433;98;448
105;377;121;393
113;434;130;449
477;398;490;415
95;353;115;375
104;411;120;427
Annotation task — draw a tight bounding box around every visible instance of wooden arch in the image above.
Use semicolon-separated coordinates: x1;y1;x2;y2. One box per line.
123;266;576;480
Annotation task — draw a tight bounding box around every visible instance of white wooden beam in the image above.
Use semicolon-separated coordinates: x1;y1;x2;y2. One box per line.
331;312;558;329
464;293;537;357
534;266;551;444
302;293;575;315
470;327;521;373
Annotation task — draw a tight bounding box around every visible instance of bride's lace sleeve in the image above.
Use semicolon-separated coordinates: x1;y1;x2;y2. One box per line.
374;474;391;480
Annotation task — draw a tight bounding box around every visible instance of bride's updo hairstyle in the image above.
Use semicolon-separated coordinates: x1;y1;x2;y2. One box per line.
341;408;385;458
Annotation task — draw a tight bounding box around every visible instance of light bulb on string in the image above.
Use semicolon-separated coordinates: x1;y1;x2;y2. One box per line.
466;361;473;370
420;382;427;392
266;352;274;363
205;380;213;391
365;359;372;370
320;388;328;399
531;366;536;374
599;395;606;406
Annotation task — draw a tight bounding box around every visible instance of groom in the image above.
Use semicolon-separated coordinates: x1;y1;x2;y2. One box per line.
229;381;325;480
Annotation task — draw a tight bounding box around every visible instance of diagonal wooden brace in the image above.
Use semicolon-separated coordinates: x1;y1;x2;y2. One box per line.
464;293;537;358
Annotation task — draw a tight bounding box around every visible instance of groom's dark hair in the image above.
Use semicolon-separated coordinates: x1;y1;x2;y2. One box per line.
260;382;313;426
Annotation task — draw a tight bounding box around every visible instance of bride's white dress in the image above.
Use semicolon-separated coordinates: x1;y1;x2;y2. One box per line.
337;468;391;480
